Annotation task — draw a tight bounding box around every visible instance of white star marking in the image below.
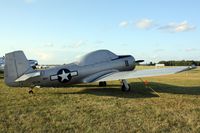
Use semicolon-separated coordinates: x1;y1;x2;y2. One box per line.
58;70;70;82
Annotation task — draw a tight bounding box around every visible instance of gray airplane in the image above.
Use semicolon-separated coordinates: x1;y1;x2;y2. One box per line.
4;50;195;93
0;57;4;72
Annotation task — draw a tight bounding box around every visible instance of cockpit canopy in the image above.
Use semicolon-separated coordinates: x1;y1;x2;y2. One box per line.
77;50;118;66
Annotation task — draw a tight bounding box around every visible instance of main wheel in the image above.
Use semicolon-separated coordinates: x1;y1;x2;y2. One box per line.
29;90;34;94
121;84;131;92
99;81;107;87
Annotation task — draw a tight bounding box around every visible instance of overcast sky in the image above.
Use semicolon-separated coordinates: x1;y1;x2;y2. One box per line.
0;0;199;64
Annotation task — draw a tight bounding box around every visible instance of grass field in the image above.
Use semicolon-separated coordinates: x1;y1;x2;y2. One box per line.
0;66;200;133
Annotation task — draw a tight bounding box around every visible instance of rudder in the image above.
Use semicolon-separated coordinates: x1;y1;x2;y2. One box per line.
4;51;33;86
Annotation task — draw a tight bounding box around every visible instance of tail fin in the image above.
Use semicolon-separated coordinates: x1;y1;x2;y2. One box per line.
4;51;33;86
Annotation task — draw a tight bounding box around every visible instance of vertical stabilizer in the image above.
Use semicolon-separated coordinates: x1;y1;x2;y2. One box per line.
4;51;33;86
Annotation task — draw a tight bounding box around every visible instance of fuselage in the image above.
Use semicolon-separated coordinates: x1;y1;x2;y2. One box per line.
17;55;135;87
4;50;136;87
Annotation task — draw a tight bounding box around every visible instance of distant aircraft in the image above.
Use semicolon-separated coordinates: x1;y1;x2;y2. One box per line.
4;50;195;93
0;56;38;72
0;57;5;72
28;60;39;69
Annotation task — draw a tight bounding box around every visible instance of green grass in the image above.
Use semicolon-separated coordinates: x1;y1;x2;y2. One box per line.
0;67;200;133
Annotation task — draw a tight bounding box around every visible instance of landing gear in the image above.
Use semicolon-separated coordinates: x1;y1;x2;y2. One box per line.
99;81;107;87
121;79;131;92
28;86;35;94
28;89;34;94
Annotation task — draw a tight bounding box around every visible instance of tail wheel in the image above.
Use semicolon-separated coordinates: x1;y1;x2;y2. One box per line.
99;81;107;87
28;89;34;94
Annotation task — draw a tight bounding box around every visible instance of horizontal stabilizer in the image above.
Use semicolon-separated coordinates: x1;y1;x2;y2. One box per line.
15;71;41;82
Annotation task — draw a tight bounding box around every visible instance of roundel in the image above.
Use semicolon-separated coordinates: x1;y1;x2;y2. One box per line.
57;69;72;83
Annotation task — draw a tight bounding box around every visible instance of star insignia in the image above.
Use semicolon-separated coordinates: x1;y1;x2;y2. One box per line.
58;70;70;82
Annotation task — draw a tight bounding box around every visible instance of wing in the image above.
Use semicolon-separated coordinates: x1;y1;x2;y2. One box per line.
95;66;195;82
82;69;118;83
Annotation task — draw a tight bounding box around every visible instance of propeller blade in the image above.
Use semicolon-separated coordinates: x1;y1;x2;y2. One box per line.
135;60;144;63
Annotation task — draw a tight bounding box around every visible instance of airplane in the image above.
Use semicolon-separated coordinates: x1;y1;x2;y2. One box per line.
4;50;196;93
0;57;4;72
0;56;38;72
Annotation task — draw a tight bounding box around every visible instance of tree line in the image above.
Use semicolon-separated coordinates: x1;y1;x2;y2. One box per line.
158;60;200;66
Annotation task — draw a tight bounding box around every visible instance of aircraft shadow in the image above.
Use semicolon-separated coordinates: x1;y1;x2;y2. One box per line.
146;82;200;95
53;87;159;98
53;82;200;98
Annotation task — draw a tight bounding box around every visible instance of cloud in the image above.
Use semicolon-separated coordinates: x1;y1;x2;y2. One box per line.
135;19;155;29
119;19;196;33
185;48;200;52
25;49;55;64
158;21;196;33
119;21;129;28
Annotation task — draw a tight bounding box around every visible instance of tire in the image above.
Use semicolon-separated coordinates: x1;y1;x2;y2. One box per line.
121;84;131;92
103;81;107;86
99;81;107;87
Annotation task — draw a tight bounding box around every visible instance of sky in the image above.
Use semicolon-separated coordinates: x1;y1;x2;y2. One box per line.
0;0;199;64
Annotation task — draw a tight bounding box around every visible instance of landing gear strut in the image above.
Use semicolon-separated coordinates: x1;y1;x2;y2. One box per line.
28;89;34;94
99;81;107;87
121;79;131;92
28;86;35;94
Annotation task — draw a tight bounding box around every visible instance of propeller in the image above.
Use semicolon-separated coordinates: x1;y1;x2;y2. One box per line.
135;60;144;63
